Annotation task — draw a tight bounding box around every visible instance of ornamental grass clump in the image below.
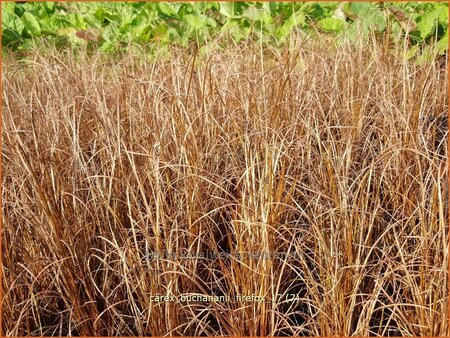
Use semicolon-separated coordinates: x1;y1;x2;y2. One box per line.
2;36;448;336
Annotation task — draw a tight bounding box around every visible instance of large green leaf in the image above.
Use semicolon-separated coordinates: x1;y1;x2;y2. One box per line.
349;3;386;32
317;17;345;32
276;11;305;40
219;2;235;18
437;30;448;54
44;2;56;15
417;8;443;39
242;6;260;21
158;3;175;16
2;2;16;15
184;14;206;30
22;12;41;36
2;13;24;47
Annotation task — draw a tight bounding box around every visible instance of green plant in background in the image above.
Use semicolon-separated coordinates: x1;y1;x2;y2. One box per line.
2;1;448;59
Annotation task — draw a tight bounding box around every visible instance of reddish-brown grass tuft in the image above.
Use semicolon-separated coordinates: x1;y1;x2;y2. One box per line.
2;36;448;336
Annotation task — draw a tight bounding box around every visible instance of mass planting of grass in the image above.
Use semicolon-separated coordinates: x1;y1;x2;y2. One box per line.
2;35;448;336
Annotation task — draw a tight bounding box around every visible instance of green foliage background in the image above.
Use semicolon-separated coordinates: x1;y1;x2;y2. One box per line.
2;1;448;58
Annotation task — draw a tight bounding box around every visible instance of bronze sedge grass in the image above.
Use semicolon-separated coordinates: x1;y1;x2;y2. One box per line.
1;34;448;336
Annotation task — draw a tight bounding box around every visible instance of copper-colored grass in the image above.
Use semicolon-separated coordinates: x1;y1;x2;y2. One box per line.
2;36;448;336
